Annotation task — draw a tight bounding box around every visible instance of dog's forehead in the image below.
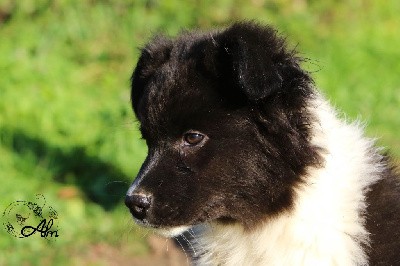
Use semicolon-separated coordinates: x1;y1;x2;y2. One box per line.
139;59;221;132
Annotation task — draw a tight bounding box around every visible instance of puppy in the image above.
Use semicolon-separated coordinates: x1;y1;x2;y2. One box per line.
125;22;400;265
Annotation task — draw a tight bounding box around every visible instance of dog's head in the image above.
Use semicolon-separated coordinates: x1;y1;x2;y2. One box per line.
125;22;321;235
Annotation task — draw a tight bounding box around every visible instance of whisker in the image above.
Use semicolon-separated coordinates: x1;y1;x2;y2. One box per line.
174;236;190;265
140;228;149;239
181;233;197;257
165;237;169;252
187;228;197;241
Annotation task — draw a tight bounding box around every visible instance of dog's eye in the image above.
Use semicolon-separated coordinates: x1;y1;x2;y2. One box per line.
183;132;204;146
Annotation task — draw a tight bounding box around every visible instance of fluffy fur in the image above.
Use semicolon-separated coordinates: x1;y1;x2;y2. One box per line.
196;98;384;265
125;22;400;265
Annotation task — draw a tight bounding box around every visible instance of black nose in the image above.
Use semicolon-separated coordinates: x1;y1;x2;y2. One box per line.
125;193;152;220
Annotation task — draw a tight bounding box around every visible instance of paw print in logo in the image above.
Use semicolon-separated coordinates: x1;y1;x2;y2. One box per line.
27;202;43;217
15;214;29;226
5;222;15;235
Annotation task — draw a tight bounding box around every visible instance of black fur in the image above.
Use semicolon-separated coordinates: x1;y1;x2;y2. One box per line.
125;22;400;264
366;161;400;265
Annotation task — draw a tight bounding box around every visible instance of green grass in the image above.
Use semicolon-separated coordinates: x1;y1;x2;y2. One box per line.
0;0;399;264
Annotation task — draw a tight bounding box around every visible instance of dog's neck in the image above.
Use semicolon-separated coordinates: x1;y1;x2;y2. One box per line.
195;96;383;266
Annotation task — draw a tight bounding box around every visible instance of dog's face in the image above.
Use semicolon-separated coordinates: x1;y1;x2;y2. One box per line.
125;22;321;234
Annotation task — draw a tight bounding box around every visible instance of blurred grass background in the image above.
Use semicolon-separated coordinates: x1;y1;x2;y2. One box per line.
0;0;399;265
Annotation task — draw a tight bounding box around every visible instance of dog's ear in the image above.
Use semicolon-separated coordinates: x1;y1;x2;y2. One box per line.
214;22;285;102
131;36;173;114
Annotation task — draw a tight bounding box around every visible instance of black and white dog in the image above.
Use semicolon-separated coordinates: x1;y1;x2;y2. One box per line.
125;22;400;265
